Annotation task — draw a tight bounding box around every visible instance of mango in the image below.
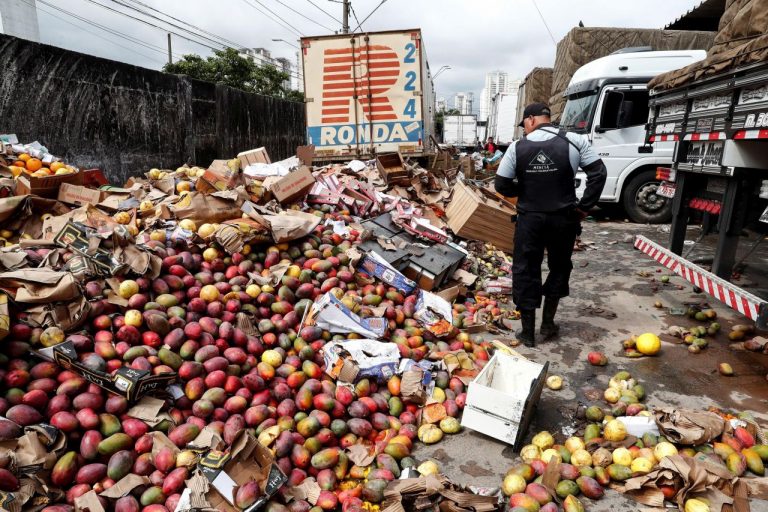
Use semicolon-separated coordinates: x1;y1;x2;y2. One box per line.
713;442;736;461
556;480;579;499
584;423;601;442
743;448;765;475
727;452;747;476
311;448;340;470
563;495;586;512
576;476;604;499
162;467;189;495
508;493;541;511
140;485;165;506
107;450;134;481
593;466;610;486
733;427;755;449
607;464;632;482
51;451;78;487
114;496;140;512
524;483;552;505
98;433;133;457
75;463;107;485
753;445;768;461
169;423;200;447
362;479;387;503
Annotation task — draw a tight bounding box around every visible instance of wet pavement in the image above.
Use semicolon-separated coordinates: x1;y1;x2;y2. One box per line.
414;219;768;511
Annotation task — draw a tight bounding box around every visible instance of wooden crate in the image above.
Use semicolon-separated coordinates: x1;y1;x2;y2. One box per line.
446;180;516;253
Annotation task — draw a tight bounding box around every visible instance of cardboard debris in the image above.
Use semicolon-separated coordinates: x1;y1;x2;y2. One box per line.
655;408;726;446
414;290;453;337
381;474;501;512
305;292;387;339
358;250;417;294
322;339;400;383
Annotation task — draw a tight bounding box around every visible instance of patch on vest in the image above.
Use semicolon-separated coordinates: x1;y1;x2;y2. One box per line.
528;150;556;173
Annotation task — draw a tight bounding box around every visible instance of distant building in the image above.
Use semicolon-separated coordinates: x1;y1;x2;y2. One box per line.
0;0;40;43
453;92;473;115
480;71;520;121
239;47;297;90
436;97;447;112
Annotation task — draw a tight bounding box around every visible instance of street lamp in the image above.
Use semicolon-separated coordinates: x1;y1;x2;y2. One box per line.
433;65;451;79
272;38;299;49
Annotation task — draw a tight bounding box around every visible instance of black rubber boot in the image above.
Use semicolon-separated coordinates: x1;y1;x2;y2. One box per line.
516;309;536;347
540;296;560;340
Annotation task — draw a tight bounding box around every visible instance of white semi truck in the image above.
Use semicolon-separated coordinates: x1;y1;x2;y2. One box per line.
562;48;707;223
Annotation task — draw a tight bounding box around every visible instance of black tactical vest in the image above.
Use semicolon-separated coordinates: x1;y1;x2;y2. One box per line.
515;128;578;212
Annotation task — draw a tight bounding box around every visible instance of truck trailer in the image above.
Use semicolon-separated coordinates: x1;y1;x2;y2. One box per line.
442;114;478;149
301;29;435;161
639;0;768;328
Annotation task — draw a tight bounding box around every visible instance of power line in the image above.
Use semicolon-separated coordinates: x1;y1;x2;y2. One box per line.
531;0;557;45
349;3;362;33
77;0;226;52
352;0;387;32
304;0;340;23
29;0;166;64
250;0;305;37
237;0;303;38
118;0;247;49
36;0;177;60
273;0;335;32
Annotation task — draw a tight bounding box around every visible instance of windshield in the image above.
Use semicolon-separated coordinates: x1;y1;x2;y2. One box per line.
560;92;598;133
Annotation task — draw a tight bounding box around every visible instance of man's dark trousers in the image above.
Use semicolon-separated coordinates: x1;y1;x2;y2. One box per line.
512;209;581;310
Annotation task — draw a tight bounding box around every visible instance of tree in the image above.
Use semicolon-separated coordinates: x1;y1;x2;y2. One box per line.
164;48;304;102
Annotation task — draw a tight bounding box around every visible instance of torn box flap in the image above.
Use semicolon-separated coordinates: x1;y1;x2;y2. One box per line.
24;295;90;332
0;268;80;303
127;396;165;423
75;490;106;512
99;474;150;499
264;210;322;243
309;292;387;339
322;339;399;383
151;431;181;457
414;290;453;337
357;251;416;294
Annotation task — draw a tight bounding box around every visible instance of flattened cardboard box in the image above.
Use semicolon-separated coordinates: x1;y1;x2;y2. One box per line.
33;341;176;402
196;430;287;511
237;147;271;169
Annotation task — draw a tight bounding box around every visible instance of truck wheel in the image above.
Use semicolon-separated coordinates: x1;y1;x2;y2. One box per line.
622;169;672;224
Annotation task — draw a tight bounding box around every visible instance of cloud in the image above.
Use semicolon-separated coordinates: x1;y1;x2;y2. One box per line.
32;0;704;109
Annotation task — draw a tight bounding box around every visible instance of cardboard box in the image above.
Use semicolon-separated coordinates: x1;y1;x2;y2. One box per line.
460;351;548;450
376;152;410;185
270;166;316;204
195;431;286;512
15;171;83;199
445;180;517;253
358;251;416;294
304;292;386;339
237;147;271;169
57;183;107;206
322;339;400;383
34;341;176;403
199;159;241;192
296;145;315;166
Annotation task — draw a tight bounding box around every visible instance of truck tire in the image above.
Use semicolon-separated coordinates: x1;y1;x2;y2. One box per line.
622;169;672;224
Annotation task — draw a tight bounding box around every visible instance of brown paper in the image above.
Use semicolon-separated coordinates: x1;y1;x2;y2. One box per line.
127;396;165;423
264;210;322;243
655;408;726;445
0;268;80;303
151;431;180;457
189;425;226;452
75;490;106;512
400;369;427;405
166;190;245;225
25;295;90;332
283;476;321;504
15;430;56;471
99;474;149;498
346;444;376;467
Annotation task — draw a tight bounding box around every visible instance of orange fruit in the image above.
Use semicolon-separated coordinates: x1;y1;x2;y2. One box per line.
12;160;25;168
26;158;43;172
50;161;65;172
18;153;31;162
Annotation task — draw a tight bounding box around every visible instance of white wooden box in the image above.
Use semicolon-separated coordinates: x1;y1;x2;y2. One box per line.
461;352;548;449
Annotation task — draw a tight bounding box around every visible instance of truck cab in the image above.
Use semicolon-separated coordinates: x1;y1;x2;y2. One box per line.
562;48;706;223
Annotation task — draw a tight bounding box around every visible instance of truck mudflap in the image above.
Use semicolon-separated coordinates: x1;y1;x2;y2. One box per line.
634;235;768;329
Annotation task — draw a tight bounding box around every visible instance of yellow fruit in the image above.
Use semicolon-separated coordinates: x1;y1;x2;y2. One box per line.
532;431;555;450
179;219;197;232
0;230;12;238
286;265;302;278
245;284;261;298
262;349;283;367
176;181;191;193
546;375;563;390
638;448;656;463
139;200;154;211
541;449;561;463
685;498;710;512
431;387;446;403
604;420;628;442
203;247;219;262
197;223;216;239
571;449;592;467
40;326;65;347
612;447;632;466
200;285;219;302
636;333;661;355
604;388;621;404
631;457;653;474
417;460;439;476
118;280;139;299
502;474;527;496
150;230;166;242
114;211;131;225
520;444;542;463
654;442;678;461
565;437;585;454
124;309;142;327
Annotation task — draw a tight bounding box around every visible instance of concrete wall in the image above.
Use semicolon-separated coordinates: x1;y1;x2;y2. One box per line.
0;34;305;184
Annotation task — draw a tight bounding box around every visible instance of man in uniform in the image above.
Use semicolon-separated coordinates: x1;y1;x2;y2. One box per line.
494;103;607;347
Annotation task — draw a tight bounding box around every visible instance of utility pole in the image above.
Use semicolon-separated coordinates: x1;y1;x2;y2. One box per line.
342;0;349;33
167;33;172;65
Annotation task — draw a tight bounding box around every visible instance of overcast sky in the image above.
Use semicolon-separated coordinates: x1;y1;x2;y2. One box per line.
6;0;703;109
